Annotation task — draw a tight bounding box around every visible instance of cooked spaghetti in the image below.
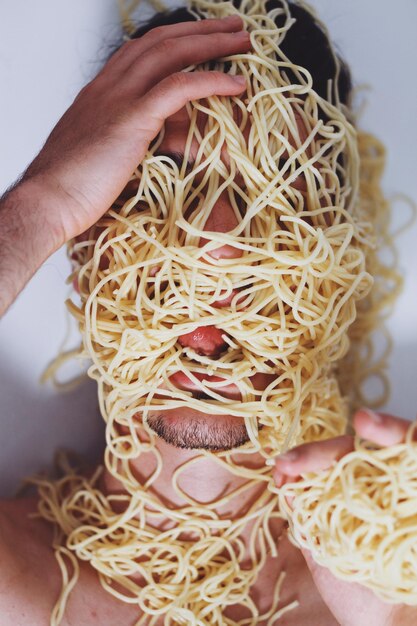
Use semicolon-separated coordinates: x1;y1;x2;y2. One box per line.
31;0;407;624
277;421;417;605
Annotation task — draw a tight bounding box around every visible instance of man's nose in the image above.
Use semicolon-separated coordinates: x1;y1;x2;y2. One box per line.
177;190;242;355
198;189;243;260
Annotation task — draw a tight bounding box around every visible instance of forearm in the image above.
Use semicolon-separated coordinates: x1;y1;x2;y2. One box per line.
0;179;64;316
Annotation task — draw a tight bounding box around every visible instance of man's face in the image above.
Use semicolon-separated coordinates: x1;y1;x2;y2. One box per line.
73;79;357;456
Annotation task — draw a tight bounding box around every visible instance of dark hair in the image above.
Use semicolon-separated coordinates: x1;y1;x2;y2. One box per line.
126;1;352;105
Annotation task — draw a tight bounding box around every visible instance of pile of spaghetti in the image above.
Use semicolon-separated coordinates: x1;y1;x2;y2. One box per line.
278;421;417;605
32;0;408;624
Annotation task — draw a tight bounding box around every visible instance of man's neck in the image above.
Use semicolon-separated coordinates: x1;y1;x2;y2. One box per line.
101;429;282;550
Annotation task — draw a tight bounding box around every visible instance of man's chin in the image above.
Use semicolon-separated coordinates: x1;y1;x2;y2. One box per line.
146;406;250;451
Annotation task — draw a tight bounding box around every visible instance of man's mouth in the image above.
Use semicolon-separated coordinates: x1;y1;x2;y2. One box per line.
168;371;275;401
146;370;273;450
169;371;241;400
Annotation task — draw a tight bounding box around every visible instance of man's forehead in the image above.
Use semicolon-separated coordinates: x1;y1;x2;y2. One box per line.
160;101;310;169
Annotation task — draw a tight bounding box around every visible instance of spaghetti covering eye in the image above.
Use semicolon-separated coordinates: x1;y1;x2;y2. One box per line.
276;421;417;605
32;0;403;624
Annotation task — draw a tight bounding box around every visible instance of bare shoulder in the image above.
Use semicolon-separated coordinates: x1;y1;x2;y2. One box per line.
0;496;52;570
0;496;53;545
0;496;61;625
0;497;141;626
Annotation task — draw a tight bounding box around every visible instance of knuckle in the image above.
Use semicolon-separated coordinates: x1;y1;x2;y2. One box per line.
155;36;178;56
109;38;138;61
74;79;98;101
165;71;189;91
140;26;172;47
121;38;139;51
143;26;167;42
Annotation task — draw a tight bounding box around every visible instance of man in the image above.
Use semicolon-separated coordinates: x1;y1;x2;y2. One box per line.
0;3;415;625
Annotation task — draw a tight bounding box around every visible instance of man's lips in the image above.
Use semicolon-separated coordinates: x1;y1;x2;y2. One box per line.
212;289;246;308
168;371;275;401
169;371;240;400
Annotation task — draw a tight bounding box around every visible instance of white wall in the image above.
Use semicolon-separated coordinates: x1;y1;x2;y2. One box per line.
0;0;416;496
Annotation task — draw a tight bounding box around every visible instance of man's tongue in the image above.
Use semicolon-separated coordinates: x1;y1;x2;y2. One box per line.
178;325;228;356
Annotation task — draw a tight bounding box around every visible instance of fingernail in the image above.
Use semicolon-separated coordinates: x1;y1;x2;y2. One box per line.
231;75;246;86
223;15;241;23
233;29;250;39
362;408;383;424
277;449;299;463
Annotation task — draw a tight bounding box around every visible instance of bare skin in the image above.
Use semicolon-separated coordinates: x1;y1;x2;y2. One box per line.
0;15;250;316
0;13;415;626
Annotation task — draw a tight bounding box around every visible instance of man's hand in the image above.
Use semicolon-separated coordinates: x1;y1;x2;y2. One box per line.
273;409;417;626
0;14;250;315
21;14;250;241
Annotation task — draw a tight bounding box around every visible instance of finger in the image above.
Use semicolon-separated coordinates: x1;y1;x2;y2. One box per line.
136;70;247;143
107;15;244;73
353;408;414;446
125;30;251;93
273;435;354;484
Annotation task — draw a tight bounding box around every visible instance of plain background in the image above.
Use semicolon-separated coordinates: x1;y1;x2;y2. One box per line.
0;0;416;497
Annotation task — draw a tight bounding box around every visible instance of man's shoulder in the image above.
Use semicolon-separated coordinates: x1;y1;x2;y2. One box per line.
0;496;53;557
0;497;144;626
0;497;60;625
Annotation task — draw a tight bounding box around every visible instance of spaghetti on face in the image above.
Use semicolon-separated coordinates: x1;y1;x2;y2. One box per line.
69;0;368;457
33;1;394;623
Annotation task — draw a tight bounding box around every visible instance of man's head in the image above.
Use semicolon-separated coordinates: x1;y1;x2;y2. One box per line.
126;1;352;106
70;0;369;456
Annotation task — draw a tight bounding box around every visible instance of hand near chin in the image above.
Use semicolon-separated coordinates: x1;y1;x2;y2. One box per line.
273;410;417;626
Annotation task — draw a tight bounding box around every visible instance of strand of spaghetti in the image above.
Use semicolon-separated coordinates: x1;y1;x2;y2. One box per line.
276;422;417;604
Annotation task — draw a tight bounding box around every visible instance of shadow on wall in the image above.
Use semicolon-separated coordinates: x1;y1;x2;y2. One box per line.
0;360;104;498
383;338;417;421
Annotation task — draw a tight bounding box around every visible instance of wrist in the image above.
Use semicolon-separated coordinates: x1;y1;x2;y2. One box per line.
6;176;67;253
0;177;66;315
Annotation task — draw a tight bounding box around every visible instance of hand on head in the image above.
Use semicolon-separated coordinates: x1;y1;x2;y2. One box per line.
0;15;251;316
23;15;250;245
